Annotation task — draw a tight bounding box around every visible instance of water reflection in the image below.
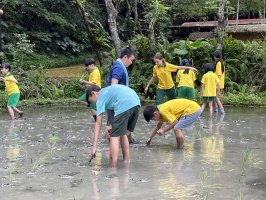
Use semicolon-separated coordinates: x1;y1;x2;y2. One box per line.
0;106;265;200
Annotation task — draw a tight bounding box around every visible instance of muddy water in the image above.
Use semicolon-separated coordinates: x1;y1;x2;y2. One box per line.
0;106;265;200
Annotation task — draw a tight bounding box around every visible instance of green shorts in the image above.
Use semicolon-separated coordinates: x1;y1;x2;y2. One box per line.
7;93;20;107
110;106;140;137
156;87;177;105
203;96;216;101
79;93;96;110
177;86;195;99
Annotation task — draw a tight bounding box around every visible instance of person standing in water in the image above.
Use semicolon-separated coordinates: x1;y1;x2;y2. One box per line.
0;63;23;120
105;47;139;144
144;53;197;105
200;63;220;117
79;58;101;122
213;50;225;114
176;58;196;99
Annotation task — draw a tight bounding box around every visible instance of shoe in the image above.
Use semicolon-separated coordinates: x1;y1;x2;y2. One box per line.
128;135;139;144
19;112;24;118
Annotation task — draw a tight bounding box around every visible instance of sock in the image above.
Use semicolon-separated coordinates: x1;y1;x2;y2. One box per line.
214;107;218;112
220;107;225;114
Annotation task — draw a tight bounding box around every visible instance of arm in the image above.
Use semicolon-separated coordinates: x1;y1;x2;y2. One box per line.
146;122;162;145
79;79;96;86
1;77;18;83
178;66;197;72
111;78;119;85
144;76;156;94
200;84;205;99
157;120;178;135
89;114;103;162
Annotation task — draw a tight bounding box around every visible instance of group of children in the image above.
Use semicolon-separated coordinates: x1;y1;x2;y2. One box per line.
0;48;225;168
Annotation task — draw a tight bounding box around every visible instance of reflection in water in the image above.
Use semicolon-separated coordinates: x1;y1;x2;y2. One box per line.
201;114;225;164
0;106;265;200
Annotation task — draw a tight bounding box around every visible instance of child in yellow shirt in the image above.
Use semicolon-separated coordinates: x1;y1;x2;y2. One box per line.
144;53;197;105
200;63;220;117
79;58;101;121
143;99;201;149
0;63;23;120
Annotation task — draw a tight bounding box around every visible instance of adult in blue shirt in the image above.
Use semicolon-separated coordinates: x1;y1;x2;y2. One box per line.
86;84;141;168
105;47;138;144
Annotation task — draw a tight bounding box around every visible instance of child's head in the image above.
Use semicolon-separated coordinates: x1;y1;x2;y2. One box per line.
143;105;160;122
0;63;11;74
85;58;95;71
153;53;165;66
85;85;101;104
181;59;189;66
204;63;214;72
213;50;222;61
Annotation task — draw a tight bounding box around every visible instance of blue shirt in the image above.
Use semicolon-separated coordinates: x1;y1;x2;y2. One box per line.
96;85;140;117
106;59;129;87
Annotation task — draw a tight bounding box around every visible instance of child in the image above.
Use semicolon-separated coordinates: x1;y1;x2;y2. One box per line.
176;59;196;99
79;58;101;121
213;50;225;114
143;99;201;149
144;53;197;105
200;63;220;117
86;84;140;168
0;63;23;120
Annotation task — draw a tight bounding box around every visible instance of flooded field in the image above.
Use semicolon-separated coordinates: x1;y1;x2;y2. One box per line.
0;105;265;200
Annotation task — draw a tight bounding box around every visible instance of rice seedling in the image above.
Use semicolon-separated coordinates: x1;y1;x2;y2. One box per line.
32;155;49;171
239;148;252;181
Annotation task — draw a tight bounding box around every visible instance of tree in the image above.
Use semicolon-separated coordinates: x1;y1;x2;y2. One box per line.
217;0;226;50
104;0;121;57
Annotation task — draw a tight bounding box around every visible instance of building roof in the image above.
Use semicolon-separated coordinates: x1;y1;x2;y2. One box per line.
181;18;264;27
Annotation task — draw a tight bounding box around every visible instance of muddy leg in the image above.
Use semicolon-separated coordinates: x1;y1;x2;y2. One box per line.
174;128;184;149
109;136;120;168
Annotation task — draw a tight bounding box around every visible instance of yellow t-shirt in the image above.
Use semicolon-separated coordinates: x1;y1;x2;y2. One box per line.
176;70;196;88
4;74;20;96
215;61;225;89
153;62;178;89
89;67;101;88
201;72;220;97
158;99;200;123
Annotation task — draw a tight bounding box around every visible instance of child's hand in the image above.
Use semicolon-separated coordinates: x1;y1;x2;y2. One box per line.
146;137;152;145
156;129;164;136
89;148;97;163
79;79;84;83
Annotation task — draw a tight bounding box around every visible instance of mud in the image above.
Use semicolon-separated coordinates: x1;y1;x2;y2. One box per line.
0;106;265;200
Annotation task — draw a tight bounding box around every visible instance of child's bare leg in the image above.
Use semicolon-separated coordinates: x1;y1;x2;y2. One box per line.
13;107;22;114
109;136;120;168
7;106;15;120
120;134;130;162
174;128;184;149
105;126;111;142
208;101;213;117
201;102;207;113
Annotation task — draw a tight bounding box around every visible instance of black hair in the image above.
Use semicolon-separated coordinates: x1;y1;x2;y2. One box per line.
143;105;158;122
1;63;11;71
85;85;101;104
205;63;214;73
85;58;95;66
120;47;135;59
213;50;225;74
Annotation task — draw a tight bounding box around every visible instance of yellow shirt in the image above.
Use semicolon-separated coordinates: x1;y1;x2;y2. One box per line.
201;71;220;97
153;62;178;89
176;70;196;88
4;74;20;96
158;99;200;123
89;67;101;88
215;61;225;89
